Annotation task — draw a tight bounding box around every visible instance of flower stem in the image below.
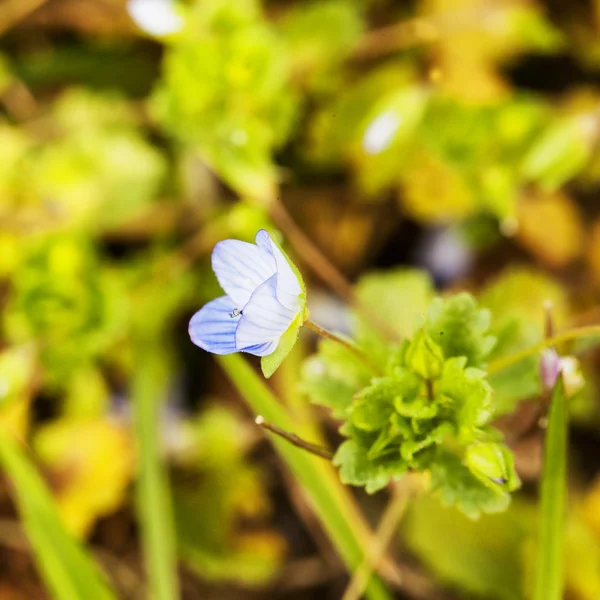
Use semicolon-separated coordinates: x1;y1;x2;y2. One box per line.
255;416;333;460
304;319;382;375
270;199;398;342
487;324;600;375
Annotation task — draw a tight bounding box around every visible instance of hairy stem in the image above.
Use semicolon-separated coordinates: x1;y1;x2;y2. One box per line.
255;416;334;460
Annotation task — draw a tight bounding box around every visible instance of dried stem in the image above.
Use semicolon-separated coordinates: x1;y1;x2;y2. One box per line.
255;416;334;460
544;301;555;340
270;199;397;342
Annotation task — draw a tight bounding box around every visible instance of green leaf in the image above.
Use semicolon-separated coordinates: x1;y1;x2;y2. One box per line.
354;268;435;364
438;357;493;442
480;267;569;413
400;423;453;462
0;431;118;600
333;439;408;494
521;117;593;190
350;373;419;431
281;0;363;85
173;408;282;584
261;312;303;378
353;86;429;195
132;347;179;600
534;377;568;600
426;293;496;368
301;339;373;418
403;494;528;600
430;450;512;519
218;354;392;600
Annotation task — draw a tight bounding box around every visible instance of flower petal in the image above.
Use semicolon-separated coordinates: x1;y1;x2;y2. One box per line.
188;296;241;354
242;340;279;357
255;230;302;312
236;274;297;353
212;239;276;307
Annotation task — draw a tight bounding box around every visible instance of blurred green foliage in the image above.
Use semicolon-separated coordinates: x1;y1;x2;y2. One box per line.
1;0;600;598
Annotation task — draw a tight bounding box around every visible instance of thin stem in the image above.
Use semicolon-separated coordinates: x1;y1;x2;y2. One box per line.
487;325;600;375
270;199;397;342
341;481;415;600
255;416;333;460
544;301;555;340
305;319;382;375
425;379;434;401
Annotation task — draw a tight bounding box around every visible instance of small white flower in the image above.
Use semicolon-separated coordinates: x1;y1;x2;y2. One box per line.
127;0;184;37
189;230;304;357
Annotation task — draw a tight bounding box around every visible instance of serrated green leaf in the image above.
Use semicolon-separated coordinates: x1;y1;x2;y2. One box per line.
438;357;493;442
430;450;512;519
427;293;496;368
394;394;438;420
350;373;420;431
333;439;408;494
400;423;453;462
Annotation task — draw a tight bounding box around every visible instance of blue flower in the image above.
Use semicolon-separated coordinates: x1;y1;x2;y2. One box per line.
189;230;305;356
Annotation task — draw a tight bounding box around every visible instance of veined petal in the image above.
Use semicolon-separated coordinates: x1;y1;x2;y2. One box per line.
236;274;297;353
188;296;241;355
212;239;276;307
255;230;302;312
242;340;279;357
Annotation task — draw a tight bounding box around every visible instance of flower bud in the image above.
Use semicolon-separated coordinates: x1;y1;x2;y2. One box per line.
405;329;444;380
465;442;520;492
540;348;560;391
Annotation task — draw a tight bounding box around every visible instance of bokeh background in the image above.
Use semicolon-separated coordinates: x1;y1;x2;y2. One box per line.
1;0;600;598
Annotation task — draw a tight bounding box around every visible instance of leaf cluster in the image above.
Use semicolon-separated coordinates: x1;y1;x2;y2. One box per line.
304;292;520;517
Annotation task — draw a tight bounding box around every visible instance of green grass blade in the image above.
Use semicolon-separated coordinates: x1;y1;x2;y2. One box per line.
217;354;392;600
133;347;179;600
0;432;118;600
534;377;568;600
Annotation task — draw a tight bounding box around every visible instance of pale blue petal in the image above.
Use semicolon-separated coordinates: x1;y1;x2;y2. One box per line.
255;230;302;312
212;239;276;307
188;296;241;354
242;340;279;357
236;274;296;352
